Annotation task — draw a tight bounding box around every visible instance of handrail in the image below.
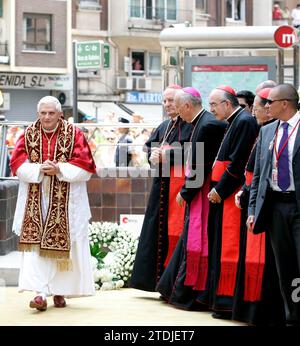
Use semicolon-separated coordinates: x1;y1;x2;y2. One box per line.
0;121;160;128
0;124;8;177
0;121;160;177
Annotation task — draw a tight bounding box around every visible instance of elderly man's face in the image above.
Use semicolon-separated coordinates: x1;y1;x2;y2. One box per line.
209;90;228;121
252;96;270;125
163;88;177;118
38;103;62;131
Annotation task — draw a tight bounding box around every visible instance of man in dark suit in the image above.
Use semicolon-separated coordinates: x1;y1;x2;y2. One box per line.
247;83;300;325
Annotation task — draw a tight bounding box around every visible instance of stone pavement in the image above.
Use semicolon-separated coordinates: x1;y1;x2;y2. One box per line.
0;251;244;326
0;287;245;326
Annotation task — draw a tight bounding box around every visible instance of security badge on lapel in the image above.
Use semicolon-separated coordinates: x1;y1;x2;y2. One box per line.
272;166;278;184
269;138;278;184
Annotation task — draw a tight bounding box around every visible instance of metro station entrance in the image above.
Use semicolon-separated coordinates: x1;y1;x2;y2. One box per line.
159;25;300;90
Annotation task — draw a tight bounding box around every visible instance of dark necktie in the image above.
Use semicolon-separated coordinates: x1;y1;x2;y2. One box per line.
278;122;290;191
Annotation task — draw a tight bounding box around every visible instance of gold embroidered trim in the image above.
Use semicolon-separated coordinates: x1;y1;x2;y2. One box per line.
20;119;75;265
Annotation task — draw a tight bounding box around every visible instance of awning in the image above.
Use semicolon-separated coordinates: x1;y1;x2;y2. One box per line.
78;102;97;121
78;102;163;123
124;104;163;123
78;102;131;122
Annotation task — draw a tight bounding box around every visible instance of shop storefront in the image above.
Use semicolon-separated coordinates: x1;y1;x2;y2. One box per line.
0;73;72;121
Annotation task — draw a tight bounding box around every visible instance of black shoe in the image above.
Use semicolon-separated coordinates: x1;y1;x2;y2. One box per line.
286;322;300;327
212;311;232;320
159;295;168;302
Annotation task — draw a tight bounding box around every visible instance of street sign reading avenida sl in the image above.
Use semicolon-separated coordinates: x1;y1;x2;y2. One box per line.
75;41;102;69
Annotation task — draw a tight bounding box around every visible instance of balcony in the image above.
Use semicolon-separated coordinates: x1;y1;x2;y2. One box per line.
195;10;211;27
0;42;9;64
127;6;193;31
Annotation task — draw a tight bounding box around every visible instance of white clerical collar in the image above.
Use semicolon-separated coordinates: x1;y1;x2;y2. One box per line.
226;106;242;121
190;108;204;123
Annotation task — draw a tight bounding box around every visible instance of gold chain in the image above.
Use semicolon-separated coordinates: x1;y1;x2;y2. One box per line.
42;124;59;160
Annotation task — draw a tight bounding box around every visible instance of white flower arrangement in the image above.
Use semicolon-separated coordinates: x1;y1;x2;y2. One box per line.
89;221;138;290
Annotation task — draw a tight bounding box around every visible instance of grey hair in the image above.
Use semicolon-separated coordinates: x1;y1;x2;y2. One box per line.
221;90;239;108
177;91;202;107
37;96;62;112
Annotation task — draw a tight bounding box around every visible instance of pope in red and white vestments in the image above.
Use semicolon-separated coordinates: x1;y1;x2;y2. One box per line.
10;119;97;298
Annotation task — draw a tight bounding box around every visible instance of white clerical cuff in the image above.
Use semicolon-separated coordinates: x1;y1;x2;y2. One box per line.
17;162;44;183
57;162;92;182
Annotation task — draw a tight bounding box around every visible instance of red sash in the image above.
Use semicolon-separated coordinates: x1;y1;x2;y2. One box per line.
164;165;186;267
184;177;211;291
245;171;253;187
212;160;241;296
243;169;266;302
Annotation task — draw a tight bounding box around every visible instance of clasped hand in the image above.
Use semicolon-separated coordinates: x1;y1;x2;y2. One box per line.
207;188;222;204
149;147;162;164
40;160;60;176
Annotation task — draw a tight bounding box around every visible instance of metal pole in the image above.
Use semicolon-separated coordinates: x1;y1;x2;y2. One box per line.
162;46;168;91
72;41;78;123
0;124;8;177
294;45;299;89
278;49;284;84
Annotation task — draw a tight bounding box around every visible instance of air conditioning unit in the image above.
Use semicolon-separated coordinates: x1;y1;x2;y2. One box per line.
135;77;152;91
52;91;73;107
116;76;133;90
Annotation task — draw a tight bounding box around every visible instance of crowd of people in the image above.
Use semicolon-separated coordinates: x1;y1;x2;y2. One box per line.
4;112;153;173
272;2;300;28
7;80;300;326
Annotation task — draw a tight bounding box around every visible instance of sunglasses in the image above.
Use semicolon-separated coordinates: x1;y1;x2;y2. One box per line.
266;98;297;104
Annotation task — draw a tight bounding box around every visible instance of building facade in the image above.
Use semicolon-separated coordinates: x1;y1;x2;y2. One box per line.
0;0;72;121
73;0;279;123
0;0;297;122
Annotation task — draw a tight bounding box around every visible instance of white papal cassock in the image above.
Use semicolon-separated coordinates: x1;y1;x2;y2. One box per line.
13;162;95;297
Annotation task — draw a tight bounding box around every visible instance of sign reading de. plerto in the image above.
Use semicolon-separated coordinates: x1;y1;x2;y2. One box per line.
76;41;101;69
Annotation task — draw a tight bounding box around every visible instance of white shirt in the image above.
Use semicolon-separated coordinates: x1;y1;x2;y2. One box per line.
291;8;300;25
270;112;300;191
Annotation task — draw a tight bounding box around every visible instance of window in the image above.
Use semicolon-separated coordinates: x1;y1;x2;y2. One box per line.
226;0;245;21
78;0;101;10
148;53;161;76
196;0;207;12
166;0;176;20
146;0;153;19
79;0;99;3
130;51;161;76
131;51;145;75
130;0;143;18
23;13;52;51
130;0;177;21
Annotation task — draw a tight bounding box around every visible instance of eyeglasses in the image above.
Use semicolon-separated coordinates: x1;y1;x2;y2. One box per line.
252;106;265;112
266;98;297;104
209;100;227;108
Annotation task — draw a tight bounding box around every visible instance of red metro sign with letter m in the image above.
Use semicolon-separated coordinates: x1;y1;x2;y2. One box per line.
274;25;298;48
